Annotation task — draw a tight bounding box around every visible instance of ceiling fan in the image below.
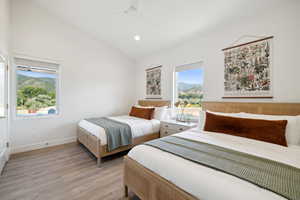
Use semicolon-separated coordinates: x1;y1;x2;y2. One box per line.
124;0;139;14
122;0;162;40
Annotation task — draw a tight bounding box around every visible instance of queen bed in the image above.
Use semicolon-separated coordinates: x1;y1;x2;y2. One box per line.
124;102;300;200
77;100;170;167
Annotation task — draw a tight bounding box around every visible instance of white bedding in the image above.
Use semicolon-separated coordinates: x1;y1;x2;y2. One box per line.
78;115;160;145
128;129;300;200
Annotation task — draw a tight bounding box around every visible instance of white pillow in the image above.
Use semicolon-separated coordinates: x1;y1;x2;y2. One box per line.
153;106;168;120
238;112;300;146
134;105;168;120
198;110;243;130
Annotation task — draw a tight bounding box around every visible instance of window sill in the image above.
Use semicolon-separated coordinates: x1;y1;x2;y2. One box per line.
169;107;201;123
14;113;61;120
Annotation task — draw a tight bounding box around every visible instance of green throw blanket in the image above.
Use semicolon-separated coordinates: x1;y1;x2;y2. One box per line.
144;136;300;200
86;117;132;152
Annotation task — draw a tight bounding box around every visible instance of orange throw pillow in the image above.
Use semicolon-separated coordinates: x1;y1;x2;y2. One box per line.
129;106;155;120
204;112;288;146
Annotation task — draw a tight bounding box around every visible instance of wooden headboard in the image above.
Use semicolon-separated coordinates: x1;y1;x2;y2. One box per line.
138;100;171;108
202;101;300;116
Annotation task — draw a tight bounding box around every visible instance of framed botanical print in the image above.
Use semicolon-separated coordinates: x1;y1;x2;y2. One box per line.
223;36;273;98
146;66;162;99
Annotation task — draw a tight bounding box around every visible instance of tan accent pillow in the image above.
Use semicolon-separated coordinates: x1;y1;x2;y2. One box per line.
204;112;288;146
129;106;155;120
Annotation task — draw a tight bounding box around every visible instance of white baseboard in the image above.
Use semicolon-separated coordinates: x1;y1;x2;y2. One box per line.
11;137;77;154
0;148;9;175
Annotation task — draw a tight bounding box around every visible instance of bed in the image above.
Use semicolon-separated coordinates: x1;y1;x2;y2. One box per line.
77;100;170;167
124;101;300;200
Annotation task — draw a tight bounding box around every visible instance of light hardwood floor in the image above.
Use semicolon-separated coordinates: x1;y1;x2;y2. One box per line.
0;143;138;200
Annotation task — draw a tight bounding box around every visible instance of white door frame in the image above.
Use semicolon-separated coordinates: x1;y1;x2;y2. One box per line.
0;53;9;174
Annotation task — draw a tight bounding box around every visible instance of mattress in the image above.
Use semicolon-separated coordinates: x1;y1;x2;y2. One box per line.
128;129;300;200
78;115;160;145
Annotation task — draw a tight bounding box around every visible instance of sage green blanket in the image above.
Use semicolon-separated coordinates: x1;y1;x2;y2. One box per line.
144;136;300;200
86;117;132;152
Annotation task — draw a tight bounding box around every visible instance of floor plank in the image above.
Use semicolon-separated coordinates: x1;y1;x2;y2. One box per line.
0;143;138;200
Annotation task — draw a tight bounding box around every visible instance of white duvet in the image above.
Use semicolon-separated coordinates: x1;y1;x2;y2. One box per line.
128;129;300;200
78;115;160;145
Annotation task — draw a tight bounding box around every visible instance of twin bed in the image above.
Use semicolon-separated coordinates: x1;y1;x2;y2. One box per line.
77;100;170;167
124;102;300;200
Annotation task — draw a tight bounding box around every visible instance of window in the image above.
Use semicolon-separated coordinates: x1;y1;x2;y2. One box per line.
0;56;6;117
174;62;204;119
15;58;59;117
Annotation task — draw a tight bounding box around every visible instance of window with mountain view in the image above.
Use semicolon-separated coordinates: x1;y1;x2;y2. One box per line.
175;65;204;118
16;59;59;117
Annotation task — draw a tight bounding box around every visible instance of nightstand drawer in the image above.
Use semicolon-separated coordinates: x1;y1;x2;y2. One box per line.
160;120;197;138
160;128;178;137
161;123;190;132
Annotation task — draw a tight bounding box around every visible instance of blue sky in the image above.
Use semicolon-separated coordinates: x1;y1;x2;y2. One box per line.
178;68;204;85
17;69;57;79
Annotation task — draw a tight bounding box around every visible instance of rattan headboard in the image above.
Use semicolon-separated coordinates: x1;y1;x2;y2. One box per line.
138;100;171;108
202;101;300;116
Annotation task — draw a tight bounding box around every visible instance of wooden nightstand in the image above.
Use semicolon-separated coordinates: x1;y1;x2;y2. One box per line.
160;120;197;137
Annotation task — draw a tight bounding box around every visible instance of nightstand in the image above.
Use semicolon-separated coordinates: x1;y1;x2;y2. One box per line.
160;120;197;137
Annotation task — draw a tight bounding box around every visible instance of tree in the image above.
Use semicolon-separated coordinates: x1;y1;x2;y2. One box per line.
17;86;49;107
17;90;26;107
24;94;54;113
17;86;56;112
35;94;55;106
24;98;44;113
21;86;48;99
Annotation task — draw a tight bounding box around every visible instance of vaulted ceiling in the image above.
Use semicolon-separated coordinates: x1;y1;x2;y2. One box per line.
33;0;286;59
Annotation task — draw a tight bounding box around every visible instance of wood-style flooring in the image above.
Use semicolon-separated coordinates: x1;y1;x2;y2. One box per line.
0;143;138;200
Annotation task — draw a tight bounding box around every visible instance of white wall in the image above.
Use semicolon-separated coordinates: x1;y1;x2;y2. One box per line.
0;0;10;56
136;1;300;103
11;0;137;153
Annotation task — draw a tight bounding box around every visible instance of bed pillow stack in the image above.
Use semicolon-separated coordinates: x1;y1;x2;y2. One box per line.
130;105;168;120
129;106;155;120
198;110;243;130
238;112;300;146
152;106;168;120
204;112;288;146
199;110;300;146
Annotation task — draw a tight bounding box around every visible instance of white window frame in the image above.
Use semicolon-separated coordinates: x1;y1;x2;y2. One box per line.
0;54;8;119
13;56;61;120
173;61;204;120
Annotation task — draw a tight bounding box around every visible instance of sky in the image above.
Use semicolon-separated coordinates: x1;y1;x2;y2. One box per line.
178;68;204;85
17;69;57;79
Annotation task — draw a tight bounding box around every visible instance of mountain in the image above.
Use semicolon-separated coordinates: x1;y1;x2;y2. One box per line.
178;82;202;94
17;74;56;92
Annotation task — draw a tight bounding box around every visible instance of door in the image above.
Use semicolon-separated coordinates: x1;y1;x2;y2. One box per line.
0;54;8;172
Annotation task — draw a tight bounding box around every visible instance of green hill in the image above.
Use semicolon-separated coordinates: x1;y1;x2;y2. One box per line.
178;82;202;94
17;74;56;93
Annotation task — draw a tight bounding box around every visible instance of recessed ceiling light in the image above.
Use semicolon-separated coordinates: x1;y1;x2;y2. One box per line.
134;35;141;41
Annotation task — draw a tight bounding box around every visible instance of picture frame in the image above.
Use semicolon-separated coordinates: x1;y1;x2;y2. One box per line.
222;36;273;98
146;66;162;99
